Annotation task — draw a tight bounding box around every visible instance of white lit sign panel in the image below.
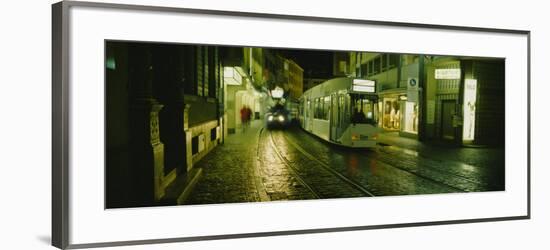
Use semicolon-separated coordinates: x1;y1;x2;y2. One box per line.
271;86;284;98
352;79;376;93
352;85;375;92
435;68;461;79
223;67;242;85
403;101;418;134
463;79;477;141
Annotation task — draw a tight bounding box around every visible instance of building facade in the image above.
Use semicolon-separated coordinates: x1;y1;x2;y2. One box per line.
342;51;504;146
424;57;505;145
105;42;224;208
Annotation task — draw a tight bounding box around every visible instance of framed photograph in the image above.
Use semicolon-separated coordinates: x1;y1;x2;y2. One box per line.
52;1;530;249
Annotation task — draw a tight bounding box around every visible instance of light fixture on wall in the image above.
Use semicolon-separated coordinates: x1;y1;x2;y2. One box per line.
224;66;243;85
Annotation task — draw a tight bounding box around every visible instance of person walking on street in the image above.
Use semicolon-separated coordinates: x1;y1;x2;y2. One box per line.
245;105;252;128
240;106;248;132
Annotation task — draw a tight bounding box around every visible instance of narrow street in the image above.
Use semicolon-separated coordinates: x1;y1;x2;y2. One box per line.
186;121;504;205
104;42;507;208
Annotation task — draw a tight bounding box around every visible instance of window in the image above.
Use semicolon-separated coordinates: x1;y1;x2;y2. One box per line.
360;63;368;78
367;61;374;76
183;46;197;95
203;47;209;97
381;54;388;71
313;96;330;120
210;127;217;141
314;98;318;118
192;136;199;155
373;56;381;75
388;54;399;69
319;98;323;119
350;94;377;125
196;46;204;96
208;47;216;98
323;96;331;120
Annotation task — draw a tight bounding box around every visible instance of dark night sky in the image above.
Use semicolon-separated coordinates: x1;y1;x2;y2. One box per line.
274;49;333;79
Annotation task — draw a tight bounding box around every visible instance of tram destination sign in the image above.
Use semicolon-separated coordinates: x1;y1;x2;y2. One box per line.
352;79;376;93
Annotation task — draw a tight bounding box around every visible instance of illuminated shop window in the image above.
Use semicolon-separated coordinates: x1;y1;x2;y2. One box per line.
403;101;419;134
463;79;477;141
382;98;401;130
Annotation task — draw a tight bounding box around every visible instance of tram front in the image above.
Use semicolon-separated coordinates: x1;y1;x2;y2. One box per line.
343;79;380;148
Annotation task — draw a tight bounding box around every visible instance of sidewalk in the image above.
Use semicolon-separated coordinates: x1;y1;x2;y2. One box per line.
377;131;504;169
184;120;265;205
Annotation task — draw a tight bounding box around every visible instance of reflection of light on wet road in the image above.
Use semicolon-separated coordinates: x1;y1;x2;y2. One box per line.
386;146;419;157
347;154;358;177
459;163;476;172
369;158;378;175
347;152;377;177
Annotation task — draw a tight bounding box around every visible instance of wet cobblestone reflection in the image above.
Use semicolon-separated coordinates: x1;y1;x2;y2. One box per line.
185;121;504;205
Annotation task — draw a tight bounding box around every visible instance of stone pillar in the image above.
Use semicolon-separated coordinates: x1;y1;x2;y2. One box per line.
127;44;165;206
183;104;193;172
158;101;187;175
152;45;188;177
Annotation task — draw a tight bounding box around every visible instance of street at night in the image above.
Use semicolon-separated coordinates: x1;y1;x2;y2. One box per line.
105;42;505;208
186;120;504;205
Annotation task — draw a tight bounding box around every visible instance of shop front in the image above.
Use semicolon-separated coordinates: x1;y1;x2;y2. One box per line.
378;89;403;132
400;96;419;137
378;88;418;138
424;58;503;146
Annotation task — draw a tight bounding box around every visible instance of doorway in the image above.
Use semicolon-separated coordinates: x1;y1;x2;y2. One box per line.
440;100;456;140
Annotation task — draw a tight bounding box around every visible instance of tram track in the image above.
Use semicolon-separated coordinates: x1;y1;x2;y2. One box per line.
268;130;375;198
372;149;468;192
258;128;321;199
374;145;493;191
284;128;470;193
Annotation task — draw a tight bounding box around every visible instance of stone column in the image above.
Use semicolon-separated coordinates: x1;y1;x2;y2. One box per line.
183;104;193;172
127;44;165;206
153;45;188;177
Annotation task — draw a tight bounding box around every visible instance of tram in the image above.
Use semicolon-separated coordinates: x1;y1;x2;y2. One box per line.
299;77;380;148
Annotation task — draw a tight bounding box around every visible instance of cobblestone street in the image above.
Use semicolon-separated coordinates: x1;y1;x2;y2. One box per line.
185;120;504;205
185;122;265;204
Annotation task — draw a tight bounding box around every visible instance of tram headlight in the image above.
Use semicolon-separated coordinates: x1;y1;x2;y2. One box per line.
351;133;360;141
267;115;274;122
278;115;285;122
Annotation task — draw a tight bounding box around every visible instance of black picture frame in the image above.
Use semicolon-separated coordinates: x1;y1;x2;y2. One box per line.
52;1;531;249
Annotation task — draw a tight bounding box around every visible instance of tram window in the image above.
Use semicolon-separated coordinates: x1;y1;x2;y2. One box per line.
323;96;331;120
313;97;330;120
314;98;324;119
350;94;377;125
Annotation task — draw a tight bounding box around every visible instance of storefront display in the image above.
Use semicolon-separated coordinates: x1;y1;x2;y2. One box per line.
403;101;418;134
463;79;477;141
381;97;401;130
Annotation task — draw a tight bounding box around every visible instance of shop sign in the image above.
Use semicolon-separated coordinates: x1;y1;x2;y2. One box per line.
435;68;461;79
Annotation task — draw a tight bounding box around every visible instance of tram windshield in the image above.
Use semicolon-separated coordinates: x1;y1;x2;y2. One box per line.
350;94;378;125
